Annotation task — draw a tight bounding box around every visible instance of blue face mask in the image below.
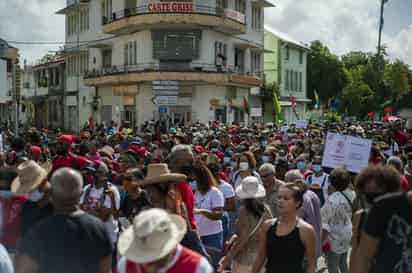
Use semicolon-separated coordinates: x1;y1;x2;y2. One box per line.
224;157;231;164
0;190;13;199
211;148;218;153
262;156;270;163
312;164;322;173
230;161;238;169
261;141;268;148
189;180;197;192
296;161;306;170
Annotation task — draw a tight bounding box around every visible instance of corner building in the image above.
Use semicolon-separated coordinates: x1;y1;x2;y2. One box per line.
59;0;273;129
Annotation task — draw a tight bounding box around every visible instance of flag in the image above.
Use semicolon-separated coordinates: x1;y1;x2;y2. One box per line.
228;98;234;113
384;106;393;113
273;89;281;115
243;97;250;115
314;90;320;109
381;100;391;107
290;96;296;107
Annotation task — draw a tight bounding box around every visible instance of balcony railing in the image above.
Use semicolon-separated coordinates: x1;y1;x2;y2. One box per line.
102;4;246;25
84;62;262;79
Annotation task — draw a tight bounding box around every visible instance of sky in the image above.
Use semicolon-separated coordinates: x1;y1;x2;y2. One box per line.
0;0;411;65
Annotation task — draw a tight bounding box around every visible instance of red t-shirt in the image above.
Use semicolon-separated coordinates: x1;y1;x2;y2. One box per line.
401;175;410;191
0;195;27;249
52;153;88;172
394;131;408;146
176;181;197;230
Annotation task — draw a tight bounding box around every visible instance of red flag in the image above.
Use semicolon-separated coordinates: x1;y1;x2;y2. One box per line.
243;97;250;114
384;106;392;113
368;112;374;121
229;98;234;113
290;96;296;106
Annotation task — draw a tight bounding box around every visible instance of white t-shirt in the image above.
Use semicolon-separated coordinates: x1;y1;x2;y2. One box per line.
80;183;121;243
194;187;224;237
306;173;329;201
218;180;235;201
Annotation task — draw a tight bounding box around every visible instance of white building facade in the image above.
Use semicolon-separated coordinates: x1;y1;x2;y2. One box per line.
57;0;273;130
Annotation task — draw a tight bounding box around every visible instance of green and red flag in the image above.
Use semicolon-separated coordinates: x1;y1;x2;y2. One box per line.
382;100;392;113
243;97;250;115
228;98;234;113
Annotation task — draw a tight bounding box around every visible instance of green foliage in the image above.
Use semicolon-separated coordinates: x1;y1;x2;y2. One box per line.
307;41;411;118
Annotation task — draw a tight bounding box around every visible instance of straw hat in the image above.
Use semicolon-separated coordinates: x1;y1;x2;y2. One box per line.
140;164;186;187
99;145;115;158
236;176;266;199
11;160;48;195
118;208;186;264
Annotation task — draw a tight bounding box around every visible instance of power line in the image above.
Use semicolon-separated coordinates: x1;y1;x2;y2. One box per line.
6;34;121;46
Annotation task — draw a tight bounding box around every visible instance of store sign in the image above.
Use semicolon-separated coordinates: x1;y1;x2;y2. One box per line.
148;2;194;13
250;107;262;117
156;96;178;105
224;8;246;24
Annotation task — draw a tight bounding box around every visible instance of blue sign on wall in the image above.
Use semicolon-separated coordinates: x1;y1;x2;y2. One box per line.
159;106;168;113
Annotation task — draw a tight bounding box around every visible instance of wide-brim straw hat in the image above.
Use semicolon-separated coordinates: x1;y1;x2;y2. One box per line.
140;164;186;187
118;208;187;264
11;160;48;195
236;176;266;199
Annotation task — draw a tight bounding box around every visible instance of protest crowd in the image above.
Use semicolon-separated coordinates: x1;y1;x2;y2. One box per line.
0;119;412;273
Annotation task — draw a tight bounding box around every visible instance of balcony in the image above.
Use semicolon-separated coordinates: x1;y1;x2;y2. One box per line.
84;63;262;88
103;3;246;35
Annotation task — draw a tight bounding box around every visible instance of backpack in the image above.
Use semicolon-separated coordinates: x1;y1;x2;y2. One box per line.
82;182;111;209
308;174;328;206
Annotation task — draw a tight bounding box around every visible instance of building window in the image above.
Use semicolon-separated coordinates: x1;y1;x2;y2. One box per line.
299;51;303;64
294;71;298;91
285;70;289;91
252;6;262;31
285;46;290;61
124;41;137;65
102;0;112;23
299;72;302;92
251;51;261;75
235;0;246;13
215;41;227;67
79;8;89;32
217;0;228;9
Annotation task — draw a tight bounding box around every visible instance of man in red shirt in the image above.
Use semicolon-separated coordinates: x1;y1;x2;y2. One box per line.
116;208;212;273
168;145;197;231
51;135;87;174
0;167;26;252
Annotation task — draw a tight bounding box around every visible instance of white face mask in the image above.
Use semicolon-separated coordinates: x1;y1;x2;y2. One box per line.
239;162;249;171
28;189;44;202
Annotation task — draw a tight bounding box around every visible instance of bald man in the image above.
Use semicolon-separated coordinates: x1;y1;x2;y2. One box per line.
15;168;113;273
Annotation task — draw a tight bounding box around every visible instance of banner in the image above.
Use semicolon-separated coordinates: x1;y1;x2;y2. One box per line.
322;132;372;173
296;120;308;129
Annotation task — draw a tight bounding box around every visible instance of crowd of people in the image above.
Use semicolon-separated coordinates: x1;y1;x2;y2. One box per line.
0;119;411;273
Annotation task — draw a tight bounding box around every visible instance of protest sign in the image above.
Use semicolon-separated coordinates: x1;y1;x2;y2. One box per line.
296;120;308;129
322;132;372;173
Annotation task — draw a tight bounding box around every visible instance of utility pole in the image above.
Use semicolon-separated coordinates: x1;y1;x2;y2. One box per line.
12;64;18;135
377;0;385;56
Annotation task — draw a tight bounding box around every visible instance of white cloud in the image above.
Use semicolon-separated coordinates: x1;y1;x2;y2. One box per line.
265;0;411;65
0;0;65;64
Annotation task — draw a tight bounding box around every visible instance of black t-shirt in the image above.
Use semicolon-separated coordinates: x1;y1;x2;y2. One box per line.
21;201;53;236
364;192;412;273
18;212;113;273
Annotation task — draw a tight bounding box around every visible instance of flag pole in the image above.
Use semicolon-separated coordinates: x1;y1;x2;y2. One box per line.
377;0;385;56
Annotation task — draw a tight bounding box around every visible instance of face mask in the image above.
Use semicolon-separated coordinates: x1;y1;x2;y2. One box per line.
312;164;322;173
261;141;268;148
296;161;306;170
230;161;238;169
0;190;13;199
239;162;249;171
262;156;270;163
211;148;218;153
226;149;234;156
189;180;197;192
364;192;385;204
224;157;231;164
28;189;44;202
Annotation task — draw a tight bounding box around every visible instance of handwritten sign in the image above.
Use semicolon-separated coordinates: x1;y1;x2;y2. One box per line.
322;132;372;173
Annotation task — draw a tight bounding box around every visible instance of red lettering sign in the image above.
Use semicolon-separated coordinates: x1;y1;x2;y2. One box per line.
147;2;194;13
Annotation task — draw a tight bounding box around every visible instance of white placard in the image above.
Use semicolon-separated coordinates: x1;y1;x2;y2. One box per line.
250;107;262;117
296;120;308;129
322;132;372;173
280;126;289;133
